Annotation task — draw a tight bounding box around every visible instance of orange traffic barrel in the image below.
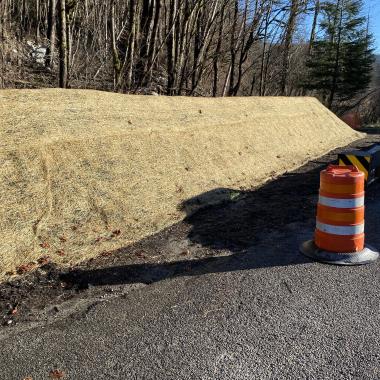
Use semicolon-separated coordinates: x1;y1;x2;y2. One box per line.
315;165;364;252
300;165;378;265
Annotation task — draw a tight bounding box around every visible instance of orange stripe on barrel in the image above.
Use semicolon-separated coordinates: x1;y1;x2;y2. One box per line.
315;230;364;253
317;204;364;225
320;181;364;195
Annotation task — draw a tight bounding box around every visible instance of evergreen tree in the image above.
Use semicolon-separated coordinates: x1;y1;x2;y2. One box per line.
305;0;375;109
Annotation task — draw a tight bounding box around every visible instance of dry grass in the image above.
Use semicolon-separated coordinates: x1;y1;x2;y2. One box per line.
0;89;363;280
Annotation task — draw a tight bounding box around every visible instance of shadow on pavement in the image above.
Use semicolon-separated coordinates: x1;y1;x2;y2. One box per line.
61;245;311;288
61;162;328;288
61;163;380;289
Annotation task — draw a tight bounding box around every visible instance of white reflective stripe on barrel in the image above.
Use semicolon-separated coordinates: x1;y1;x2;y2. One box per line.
316;221;365;236
318;195;364;208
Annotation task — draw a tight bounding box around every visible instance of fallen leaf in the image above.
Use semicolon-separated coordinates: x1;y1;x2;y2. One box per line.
135;251;146;259
16;262;36;274
15;265;27;275
11;307;18;315
59;236;67;243
56;250;65;257
37;255;50;265
40;242;50;249
100;251;112;257
49;369;65;379
5;271;15;276
111;229;121;237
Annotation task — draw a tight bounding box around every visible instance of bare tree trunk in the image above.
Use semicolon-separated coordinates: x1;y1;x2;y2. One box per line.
59;0;68;88
176;0;198;95
110;0;121;91
213;3;225;97
167;0;177;95
1;0;8;40
308;0;320;56
125;0;137;90
227;0;239;96
137;0;154;87
84;0;88;19
21;0;27;38
280;0;299;95
66;12;73;86
146;0;161;84
192;8;202;93
259;3;272;96
46;0;57;69
328;0;343;109
0;0;7;88
36;0;40;40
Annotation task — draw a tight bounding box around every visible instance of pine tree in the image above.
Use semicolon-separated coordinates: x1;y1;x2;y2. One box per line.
305;0;375;109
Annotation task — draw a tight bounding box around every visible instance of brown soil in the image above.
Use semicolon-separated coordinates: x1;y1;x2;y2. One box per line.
1;134;379;329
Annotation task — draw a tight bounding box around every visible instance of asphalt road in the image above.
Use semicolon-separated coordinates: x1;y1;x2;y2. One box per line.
1;185;380;380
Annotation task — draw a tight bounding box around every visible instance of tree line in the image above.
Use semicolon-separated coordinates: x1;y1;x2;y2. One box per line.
0;0;377;113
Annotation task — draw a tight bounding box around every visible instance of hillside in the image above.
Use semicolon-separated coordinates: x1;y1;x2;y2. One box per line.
0;89;363;280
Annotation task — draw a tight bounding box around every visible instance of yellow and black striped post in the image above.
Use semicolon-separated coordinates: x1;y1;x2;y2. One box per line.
338;144;380;186
338;154;371;182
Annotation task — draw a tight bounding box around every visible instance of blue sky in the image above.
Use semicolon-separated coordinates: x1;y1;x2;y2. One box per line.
365;0;380;53
296;1;379;54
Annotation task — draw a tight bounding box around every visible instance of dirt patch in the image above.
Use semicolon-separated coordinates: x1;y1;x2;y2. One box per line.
1;134;379;329
0;89;362;280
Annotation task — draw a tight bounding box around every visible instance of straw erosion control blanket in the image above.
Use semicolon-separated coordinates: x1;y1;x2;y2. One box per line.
0;89;363;280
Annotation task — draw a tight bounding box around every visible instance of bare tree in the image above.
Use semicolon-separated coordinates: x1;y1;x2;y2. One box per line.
308;0;319;55
59;0;68;88
110;0;121;90
1;0;373;115
46;0;57;69
280;0;300;95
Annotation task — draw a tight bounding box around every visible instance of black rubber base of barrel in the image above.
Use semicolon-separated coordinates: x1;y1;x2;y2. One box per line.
300;240;379;266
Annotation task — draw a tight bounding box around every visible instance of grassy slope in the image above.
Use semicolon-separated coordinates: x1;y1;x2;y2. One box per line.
0;89;363;280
